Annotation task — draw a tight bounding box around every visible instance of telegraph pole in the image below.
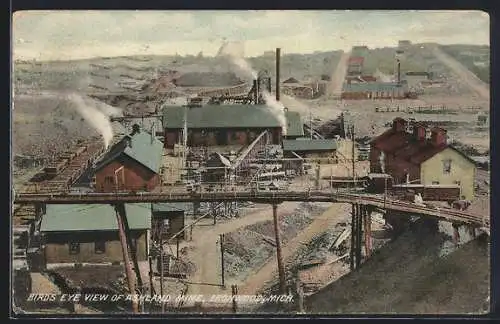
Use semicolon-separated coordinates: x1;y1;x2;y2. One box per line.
351;124;356;189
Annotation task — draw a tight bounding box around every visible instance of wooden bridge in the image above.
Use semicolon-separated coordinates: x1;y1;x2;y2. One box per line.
14;189;487;227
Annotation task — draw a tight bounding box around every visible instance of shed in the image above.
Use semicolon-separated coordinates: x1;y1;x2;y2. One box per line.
40;204;151;265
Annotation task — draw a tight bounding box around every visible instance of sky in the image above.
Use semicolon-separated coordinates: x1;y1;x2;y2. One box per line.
12;10;490;61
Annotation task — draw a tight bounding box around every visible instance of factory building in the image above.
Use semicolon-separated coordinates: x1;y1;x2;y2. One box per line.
369;118;476;200
403;71;431;88
39;204;151;266
161;104;304;148
341;82;409;100
93;125;164;192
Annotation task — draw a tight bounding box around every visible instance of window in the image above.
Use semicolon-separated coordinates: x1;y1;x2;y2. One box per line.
442;159;452;174
455;180;461;186
104;176;114;184
94;241;106;254
432;181;440;185
69;242;80;255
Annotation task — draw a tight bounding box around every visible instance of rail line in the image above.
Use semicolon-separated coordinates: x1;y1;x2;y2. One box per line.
14;190;487;227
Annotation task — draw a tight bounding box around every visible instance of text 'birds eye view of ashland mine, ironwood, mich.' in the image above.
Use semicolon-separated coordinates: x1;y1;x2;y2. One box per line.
11;10;490;315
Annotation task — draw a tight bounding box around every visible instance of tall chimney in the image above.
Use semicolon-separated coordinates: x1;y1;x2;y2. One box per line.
397;59;401;84
253;79;258;105
276;48;281;101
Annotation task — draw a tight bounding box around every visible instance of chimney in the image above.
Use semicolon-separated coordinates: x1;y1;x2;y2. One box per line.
253;79;258;105
412;122;426;141
397;59;401;84
276;48;281;101
392;117;407;132
430;127;447;146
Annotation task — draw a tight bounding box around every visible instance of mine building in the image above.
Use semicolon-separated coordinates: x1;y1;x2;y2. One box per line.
151;203;189;242
369;117;476;200
39;204;151;267
282;138;338;161
341;82;409;100
161;104;304;149
93;124;164;192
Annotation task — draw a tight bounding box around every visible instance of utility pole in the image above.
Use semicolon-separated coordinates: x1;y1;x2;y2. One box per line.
273;204;286;294
114;205;138;314
351;124;356;191
160;222;165;313
220;234;225;287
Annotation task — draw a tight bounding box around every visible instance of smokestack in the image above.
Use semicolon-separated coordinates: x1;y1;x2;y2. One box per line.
276;48;281;101
397;59;401;84
253;79;258;105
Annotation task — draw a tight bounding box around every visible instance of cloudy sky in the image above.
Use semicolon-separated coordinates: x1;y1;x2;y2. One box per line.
12;10;489;61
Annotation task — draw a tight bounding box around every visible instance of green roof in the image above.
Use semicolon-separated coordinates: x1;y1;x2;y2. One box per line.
285;110;304;137
162;104;283;129
152;202;190;213
40;204;151;232
95;130;164;174
282;139;338;152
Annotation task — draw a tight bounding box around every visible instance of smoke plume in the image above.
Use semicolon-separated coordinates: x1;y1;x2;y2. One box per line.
68;93;121;149
217;41;257;79
262;90;287;136
375;69;393;83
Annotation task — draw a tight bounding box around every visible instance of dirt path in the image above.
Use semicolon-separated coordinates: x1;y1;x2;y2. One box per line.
185;202;301;295
239;203;351;295
328;51;350;97
431;46;489;100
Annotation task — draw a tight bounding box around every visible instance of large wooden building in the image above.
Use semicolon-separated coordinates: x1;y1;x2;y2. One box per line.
39;204;151;266
369;118;476;200
93;126;164;192
341;82;410;100
161;104;304;149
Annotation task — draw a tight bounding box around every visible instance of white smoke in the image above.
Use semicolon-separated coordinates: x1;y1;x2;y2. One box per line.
94;100;123;117
262;90;287;136
68;93;121;149
217;41;257;79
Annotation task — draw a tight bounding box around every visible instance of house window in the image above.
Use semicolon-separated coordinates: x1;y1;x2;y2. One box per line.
455;180;461;186
442;159;452;174
69;242;80;255
94;241;106;254
104;176;114;184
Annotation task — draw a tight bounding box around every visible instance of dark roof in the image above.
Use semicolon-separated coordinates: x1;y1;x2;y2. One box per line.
283;139;337;152
162;104;282;129
40;204;151;232
283;77;299;84
95;129;164;174
173;72;243;87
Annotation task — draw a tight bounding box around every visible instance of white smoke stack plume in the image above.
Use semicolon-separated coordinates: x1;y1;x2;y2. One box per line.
375;69;393;83
217;41;257;79
68;94;119;149
262;90;287;136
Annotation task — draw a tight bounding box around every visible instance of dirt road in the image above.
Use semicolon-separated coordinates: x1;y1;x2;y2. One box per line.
185;202;301;295
328;51;350;97
431;46;489;100
239;203;351;295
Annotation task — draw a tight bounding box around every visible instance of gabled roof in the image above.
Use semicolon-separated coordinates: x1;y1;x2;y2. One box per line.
283;139;337;152
40;204;151;232
95;130;164;174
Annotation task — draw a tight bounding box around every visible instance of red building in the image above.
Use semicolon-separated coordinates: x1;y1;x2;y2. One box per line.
369;118;447;184
94;126;164;192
